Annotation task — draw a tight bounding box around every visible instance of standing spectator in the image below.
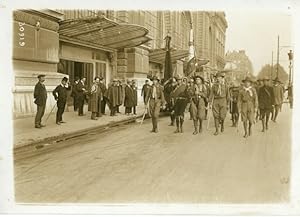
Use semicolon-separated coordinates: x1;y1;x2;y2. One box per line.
116;80;124;114
124;79;135;115
96;77;103;118
76;77;87;116
141;80;151;104
90;77;100;120
131;80;138;115
70;77;79;112
33;74;47;128
52;77;71;125
99;77;107;115
258;77;275;132
105;79;119;116
272;77;284;122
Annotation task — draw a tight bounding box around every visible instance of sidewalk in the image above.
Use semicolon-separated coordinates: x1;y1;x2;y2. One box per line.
13;105;144;149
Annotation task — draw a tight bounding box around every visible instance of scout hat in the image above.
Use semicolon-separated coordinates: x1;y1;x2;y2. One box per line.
194;75;204;83
37;74;45;79
262;76;270;81
174;75;182;81
273;77;282;83
216;71;225;78
242;76;252;83
151;76;159;81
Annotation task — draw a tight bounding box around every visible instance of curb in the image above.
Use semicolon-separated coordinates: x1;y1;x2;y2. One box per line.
14;114;144;152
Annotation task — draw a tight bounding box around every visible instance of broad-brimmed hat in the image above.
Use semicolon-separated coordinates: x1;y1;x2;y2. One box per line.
174;75;183;81
112;78;118;82
273;77;282;83
37;74;45;79
261;76;270;81
151;76;159;81
194;75;204;83
216;72;225;78
242;76;252;83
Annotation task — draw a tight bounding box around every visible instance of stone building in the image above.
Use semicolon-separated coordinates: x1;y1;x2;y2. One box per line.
225;50;254;83
12;10;228;118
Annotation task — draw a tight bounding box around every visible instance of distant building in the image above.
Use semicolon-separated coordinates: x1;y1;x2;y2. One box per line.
225;50;254;83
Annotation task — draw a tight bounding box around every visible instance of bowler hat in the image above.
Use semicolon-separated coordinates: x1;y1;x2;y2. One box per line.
242;76;252;83
37;74;45;79
62;77;68;82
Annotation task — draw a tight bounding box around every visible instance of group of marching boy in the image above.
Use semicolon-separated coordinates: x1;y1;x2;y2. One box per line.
145;72;285;138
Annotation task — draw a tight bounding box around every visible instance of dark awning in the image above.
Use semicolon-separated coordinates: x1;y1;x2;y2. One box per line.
59;16;152;50
149;48;189;64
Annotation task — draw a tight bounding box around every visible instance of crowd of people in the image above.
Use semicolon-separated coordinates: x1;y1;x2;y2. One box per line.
33;75;139;128
144;72;289;138
33;72;290;139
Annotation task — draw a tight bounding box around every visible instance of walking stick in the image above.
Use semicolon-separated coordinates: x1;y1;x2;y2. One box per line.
206;95;214;130
45;102;57;123
140;98;150;125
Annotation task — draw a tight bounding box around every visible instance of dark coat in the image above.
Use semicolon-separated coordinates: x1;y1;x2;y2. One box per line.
70;81;79;97
89;83;99;112
52;84;71;106
34;82;47;106
258;85;275;109
131;85;138;106
124;85;135;107
76;81;87;100
105;85;119;108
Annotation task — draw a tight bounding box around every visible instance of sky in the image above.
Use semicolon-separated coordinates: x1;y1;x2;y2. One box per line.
225;10;293;75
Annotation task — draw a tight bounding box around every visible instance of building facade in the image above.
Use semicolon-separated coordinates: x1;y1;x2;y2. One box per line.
13;10;228;118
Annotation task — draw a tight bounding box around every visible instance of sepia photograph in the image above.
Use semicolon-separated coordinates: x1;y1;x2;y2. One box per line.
1;0;300;215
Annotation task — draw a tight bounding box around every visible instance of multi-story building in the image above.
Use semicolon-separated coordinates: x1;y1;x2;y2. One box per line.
225;50;254;83
12;9;227;118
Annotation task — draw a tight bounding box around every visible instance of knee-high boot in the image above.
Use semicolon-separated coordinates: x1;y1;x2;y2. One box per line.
199;119;203;133
214;118;219;135
243;121;248;138
193;120;198;135
174;117;180;133
180;116;184;133
220;119;225;132
261;118;265;132
248;122;252;136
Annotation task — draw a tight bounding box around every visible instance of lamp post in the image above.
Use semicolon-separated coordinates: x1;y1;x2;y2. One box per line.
288;50;293;86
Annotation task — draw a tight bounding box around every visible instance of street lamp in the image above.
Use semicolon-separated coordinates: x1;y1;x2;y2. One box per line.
288;50;293;85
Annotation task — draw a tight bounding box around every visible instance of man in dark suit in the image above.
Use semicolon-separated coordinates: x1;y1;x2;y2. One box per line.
258;77;275;132
53;77;71;125
124;79;134;115
76;77;87;116
34;74;47;128
71;76;80;112
99;77;107;115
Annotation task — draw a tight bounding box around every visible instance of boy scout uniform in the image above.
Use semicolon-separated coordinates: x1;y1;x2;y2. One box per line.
209;72;230;135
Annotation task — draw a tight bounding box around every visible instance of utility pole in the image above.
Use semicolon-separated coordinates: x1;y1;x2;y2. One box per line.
276;35;280;78
271;51;273;79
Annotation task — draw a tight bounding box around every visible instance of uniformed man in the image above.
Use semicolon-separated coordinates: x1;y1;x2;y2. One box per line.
33;74;47;128
189;75;208;135
171;76;189;133
238;77;258;138
272;77;284;122
208;72;230;135
145;76;165;133
52;77;71;125
164;77;177;126
258;77;275;132
229;82;240;127
254;79;263;121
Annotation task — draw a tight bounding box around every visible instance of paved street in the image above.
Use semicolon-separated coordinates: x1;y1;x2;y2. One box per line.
14;103;291;203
